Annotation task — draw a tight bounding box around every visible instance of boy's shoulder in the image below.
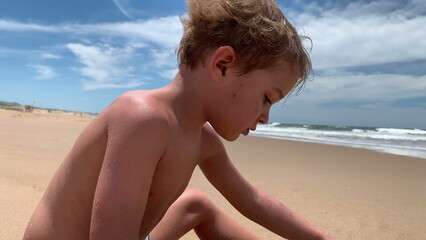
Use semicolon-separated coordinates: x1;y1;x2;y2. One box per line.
108;90;166;118
102;90;170;135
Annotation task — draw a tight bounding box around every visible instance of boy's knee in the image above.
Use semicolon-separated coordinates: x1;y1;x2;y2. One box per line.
179;189;213;214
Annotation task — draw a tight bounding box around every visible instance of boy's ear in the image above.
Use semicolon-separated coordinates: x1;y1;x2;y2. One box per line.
208;46;236;83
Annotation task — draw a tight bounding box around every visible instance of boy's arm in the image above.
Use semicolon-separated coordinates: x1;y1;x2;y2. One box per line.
199;133;332;240
90;95;168;240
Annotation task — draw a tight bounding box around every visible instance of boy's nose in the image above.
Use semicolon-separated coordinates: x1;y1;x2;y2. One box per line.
257;113;269;124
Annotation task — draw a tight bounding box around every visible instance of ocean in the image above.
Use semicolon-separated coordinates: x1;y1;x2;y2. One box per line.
249;123;426;159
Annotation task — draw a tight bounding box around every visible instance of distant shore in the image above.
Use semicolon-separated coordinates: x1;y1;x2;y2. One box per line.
0;101;96;118
1;109;425;239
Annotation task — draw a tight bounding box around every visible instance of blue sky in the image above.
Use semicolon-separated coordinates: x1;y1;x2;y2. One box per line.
0;0;425;129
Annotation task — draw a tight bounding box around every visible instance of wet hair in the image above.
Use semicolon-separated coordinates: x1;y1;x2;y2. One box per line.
177;0;312;91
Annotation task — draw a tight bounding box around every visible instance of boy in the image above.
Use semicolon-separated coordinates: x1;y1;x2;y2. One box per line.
24;0;333;239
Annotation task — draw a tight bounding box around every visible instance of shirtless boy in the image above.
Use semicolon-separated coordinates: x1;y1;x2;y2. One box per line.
24;0;333;239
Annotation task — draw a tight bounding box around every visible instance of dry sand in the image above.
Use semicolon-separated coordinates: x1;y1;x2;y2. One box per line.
1;109;425;240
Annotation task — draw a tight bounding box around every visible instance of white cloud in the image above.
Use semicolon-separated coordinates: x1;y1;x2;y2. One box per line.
157;68;179;79
83;79;143;91
0;47;24;57
40;53;61;59
1;1;423;71
0;17;183;89
67;43;143;90
148;48;179;79
287;0;426;70
292;70;426;105
0;47;63;60
27;64;56;79
0;20;59;32
75;17;183;48
276;0;426;122
0;17;182;49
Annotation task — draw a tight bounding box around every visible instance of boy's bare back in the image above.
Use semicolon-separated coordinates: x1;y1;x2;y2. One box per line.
24;88;227;239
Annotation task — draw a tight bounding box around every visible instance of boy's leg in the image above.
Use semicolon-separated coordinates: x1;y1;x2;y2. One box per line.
149;189;261;240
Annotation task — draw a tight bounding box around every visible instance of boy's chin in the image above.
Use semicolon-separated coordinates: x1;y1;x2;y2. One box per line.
218;132;240;142
208;123;240;141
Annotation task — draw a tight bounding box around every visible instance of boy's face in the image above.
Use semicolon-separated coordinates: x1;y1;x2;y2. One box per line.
212;60;299;141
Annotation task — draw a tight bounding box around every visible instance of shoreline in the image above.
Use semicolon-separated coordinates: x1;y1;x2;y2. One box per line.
249;127;426;159
250;132;426;160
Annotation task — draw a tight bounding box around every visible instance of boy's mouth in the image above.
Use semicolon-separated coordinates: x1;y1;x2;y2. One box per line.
243;129;249;136
243;127;256;136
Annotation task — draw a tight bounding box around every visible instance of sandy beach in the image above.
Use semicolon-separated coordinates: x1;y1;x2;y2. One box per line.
1;109;425;240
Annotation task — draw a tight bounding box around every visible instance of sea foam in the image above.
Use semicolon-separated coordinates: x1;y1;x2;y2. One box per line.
249;123;426;159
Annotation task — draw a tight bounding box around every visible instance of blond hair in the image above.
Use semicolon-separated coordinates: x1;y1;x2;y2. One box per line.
177;0;312;90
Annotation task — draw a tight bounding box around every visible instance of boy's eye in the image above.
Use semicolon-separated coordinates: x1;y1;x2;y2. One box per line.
264;95;272;104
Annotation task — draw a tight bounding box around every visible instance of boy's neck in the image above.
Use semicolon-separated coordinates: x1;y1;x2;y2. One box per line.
163;67;211;136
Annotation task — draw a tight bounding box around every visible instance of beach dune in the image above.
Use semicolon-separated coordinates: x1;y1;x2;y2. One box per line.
1;109;425;239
